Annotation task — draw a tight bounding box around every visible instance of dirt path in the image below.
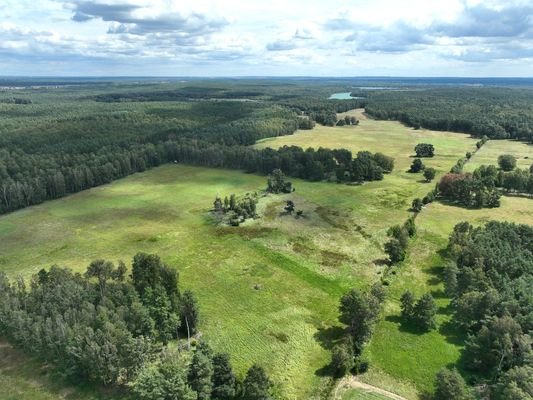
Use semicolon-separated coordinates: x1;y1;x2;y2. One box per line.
334;376;409;400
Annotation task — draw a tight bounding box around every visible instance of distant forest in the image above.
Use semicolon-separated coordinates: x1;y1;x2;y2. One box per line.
365;87;533;141
1;80;532;214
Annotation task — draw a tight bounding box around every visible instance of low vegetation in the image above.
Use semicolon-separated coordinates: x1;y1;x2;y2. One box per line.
1;79;533;400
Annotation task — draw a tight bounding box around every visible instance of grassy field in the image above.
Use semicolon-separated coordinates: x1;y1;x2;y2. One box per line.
256;109;476;172
1;112;532;399
463;138;533;172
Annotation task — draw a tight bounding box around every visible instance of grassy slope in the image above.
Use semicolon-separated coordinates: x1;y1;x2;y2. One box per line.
1;112;530;399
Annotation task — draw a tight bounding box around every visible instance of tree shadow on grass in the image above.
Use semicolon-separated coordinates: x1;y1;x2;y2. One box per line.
439;319;466;347
313;325;346;350
385;315;428;335
313;325;347;378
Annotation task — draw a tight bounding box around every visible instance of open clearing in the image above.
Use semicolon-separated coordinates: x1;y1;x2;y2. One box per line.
1;112;532;399
255;109;476;172
463;138;533;172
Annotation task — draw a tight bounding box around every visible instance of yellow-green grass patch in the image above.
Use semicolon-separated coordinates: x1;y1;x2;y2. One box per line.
464;139;533;172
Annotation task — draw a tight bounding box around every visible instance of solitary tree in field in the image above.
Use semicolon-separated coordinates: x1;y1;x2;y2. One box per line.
411;198;423;212
423;167;436;182
339;289;380;350
415;143;435;157
409;158;425;173
384;239;406;264
498;154;517;171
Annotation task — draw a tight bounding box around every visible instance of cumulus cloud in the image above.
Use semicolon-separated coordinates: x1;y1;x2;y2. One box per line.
324;2;533;60
1;0;532;75
68;1;228;40
345;22;432;53
432;4;533;38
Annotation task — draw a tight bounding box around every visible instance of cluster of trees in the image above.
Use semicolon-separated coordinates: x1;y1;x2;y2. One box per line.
297;117;316;130
438;170;501;208
472;163;533;195
332;284;386;377
279;97;364;127
439;158;533;209
336;115;359;126
213;193;258;226
498;167;533;194
0;253;199;387
400;291;437;331
266;169;294;193
408;158;436;181
384;217;416;264
336;151;394;183
442;221;533;397
132;343;273;400
0;250;277;399
365;87;533;141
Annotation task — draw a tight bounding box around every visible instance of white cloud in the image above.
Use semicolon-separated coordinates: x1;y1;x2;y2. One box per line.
0;0;531;76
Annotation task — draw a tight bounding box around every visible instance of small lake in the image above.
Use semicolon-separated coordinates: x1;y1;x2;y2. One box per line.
328;92;365;100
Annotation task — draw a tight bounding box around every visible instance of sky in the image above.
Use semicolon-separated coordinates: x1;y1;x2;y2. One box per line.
0;0;532;76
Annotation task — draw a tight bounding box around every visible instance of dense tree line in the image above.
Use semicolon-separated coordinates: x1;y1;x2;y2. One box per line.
365;87;533;141
438;160;533;210
0;138;350;215
331;284;385;377
0;89;379;215
0;253;198;386
442;221;533;397
438;170;501;208
0;252;274;399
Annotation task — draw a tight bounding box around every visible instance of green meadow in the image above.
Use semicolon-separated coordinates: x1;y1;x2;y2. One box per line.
1;112;532;399
463;138;533;172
